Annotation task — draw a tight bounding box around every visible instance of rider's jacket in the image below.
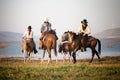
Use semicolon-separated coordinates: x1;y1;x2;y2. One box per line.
22;30;33;39
41;22;51;33
78;25;91;35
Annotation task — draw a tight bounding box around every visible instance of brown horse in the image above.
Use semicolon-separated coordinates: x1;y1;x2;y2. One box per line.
68;31;101;63
22;39;34;63
39;30;58;64
58;41;72;63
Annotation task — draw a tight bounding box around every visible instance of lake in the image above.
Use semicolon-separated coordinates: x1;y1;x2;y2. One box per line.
0;41;120;60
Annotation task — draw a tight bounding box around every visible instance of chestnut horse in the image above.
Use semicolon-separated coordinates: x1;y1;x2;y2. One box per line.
39;30;58;64
68;31;101;63
22;39;34;63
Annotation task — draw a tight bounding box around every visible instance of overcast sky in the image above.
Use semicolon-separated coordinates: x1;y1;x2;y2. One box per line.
0;0;120;37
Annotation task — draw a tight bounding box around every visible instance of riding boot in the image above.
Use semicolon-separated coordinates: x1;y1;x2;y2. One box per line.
83;38;87;52
81;36;87;52
42;41;44;49
34;48;38;54
32;39;38;54
22;50;23;53
55;35;58;40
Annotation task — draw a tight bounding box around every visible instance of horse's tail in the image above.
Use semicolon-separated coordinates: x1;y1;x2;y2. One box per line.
96;39;101;55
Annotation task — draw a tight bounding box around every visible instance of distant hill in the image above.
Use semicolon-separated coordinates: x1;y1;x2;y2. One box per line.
93;27;120;48
94;27;120;39
0;31;39;42
0;32;22;42
0;27;120;47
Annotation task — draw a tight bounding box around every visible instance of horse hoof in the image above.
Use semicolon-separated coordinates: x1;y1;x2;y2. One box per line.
73;61;77;64
89;61;92;63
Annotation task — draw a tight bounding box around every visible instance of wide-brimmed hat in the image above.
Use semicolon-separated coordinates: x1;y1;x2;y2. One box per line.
44;18;49;22
81;19;88;23
28;26;32;29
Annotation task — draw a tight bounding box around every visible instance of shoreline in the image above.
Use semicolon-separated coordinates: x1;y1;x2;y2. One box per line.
0;56;120;62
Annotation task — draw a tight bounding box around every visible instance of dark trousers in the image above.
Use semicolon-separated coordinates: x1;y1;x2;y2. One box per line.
81;34;88;49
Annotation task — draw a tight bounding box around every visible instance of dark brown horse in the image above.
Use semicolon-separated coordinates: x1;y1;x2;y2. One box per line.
68;31;101;63
39;30;58;64
58;41;72;63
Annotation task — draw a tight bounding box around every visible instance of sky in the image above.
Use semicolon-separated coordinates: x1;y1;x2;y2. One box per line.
0;0;120;37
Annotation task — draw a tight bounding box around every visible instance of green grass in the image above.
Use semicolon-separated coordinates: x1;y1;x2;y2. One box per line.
0;57;120;80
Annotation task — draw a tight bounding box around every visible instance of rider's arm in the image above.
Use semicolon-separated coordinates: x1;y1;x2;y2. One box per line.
41;24;45;33
78;25;85;34
22;31;27;39
85;26;91;35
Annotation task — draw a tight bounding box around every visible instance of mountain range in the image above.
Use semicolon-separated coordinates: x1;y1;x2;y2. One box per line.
0;28;120;48
94;27;120;39
93;27;120;48
0;32;22;42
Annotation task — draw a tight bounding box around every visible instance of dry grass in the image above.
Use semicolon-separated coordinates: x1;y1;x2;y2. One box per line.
0;56;120;80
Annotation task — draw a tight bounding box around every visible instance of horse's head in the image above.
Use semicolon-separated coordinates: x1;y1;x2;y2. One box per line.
62;31;69;41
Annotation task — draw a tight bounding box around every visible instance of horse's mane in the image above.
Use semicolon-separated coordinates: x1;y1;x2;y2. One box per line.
69;31;79;40
64;31;69;34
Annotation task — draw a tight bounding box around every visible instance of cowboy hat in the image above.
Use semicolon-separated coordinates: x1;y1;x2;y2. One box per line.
81;19;88;23
44;17;49;22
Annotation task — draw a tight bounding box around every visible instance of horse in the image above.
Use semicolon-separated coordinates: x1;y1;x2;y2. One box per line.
58;41;72;63
68;31;101;63
22;39;34;63
39;30;58;64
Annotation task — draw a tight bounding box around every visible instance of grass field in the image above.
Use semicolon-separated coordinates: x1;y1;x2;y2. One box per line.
0;56;120;80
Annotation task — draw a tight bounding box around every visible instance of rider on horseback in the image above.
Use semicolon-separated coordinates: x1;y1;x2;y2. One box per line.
78;19;91;52
40;18;52;48
22;26;38;54
40;18;58;49
40;18;52;40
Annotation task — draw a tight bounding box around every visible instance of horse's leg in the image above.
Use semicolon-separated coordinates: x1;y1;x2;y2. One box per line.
23;51;26;63
23;53;26;63
28;52;32;62
47;49;52;65
54;48;58;64
95;50;101;62
41;50;46;64
90;49;95;63
68;51;72;63
62;51;66;63
72;52;77;64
